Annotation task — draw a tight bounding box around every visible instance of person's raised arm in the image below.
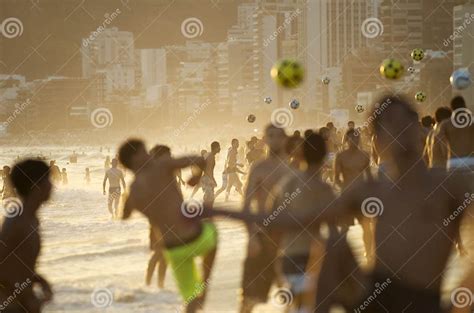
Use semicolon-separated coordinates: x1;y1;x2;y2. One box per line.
163;156;206;171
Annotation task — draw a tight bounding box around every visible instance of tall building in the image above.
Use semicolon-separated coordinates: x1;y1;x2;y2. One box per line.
453;3;474;106
81;27;136;95
139;49;167;90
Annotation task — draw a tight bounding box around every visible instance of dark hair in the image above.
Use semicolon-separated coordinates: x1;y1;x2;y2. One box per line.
304;133;327;165
11;159;50;198
348;120;355;126
118;139;146;169
231;138;239;144
451;96;466;110
434;107;452;123
211;141;220;151
293;130;301;137
304;129;314;138
150;145;171;159
286;135;303;155
421;115;434;128
326;122;334;128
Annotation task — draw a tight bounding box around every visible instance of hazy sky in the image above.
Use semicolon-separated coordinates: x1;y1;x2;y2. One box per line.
0;0;240;80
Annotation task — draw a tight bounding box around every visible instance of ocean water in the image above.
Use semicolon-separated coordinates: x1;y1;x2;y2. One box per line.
0;146;470;312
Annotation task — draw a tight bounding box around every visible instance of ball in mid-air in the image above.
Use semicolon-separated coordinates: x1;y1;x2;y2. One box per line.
380;59;404;80
270;59;304;89
355;104;365;113
411;48;425;62
264;97;272;104
289;99;300;110
415;91;426;102
408;66;416;74
247;114;256;123
450;68;472;90
322;77;330;85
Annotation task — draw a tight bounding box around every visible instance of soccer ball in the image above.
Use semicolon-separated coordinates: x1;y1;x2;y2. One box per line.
408;67;416;74
289;99;300;110
411;48;425;62
322;77;330;85
415;91;426;102
264;97;273;104
380;59;404;80
270;59;304;89
247;114;256;123
355;104;365;113
450;68;472;90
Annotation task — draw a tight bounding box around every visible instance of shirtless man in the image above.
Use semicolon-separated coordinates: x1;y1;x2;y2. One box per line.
0;160;53;313
224;139;244;201
103;158;126;218
239;124;291;313
424;107;451;169
119;139;217;313
334;129;374;262
436;96;474;170
202;142;220;206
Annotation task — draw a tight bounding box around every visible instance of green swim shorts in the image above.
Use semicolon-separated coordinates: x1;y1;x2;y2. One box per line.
164;222;218;303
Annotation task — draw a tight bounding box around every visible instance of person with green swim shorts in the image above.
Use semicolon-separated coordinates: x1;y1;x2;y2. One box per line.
118;139;218;313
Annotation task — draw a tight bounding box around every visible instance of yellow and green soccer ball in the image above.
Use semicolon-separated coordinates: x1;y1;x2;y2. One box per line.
415;91;426;102
411;48;425;62
380;59;404;80
271;59;304;88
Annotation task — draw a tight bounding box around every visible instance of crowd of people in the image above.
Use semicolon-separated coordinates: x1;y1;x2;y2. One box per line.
0;94;472;313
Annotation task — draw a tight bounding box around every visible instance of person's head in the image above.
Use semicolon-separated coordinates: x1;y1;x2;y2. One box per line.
111;158;119;168
293;130;301;138
200;149;207;157
371;95;421;164
150;145;171;160
326;122;334;129
304;133;327;167
49;160;55;166
11;159;52;204
231;138;239;149
421;115;434;129
85;168;89;172
344;129;360;148
106;156;111;161
118;139;149;172
434;107;452;124
450;96;466;111
250;136;258;143
304;129;314;138
3;165;10;175
319;127;330;140
62;168;66;172
211;141;221;154
263;124;287;154
348;121;355;129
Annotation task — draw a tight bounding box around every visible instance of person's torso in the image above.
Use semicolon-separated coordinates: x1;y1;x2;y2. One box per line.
106;168;123;188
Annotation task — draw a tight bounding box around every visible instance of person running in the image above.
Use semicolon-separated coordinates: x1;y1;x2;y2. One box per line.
190;150;208;198
222;139;244;201
119;139;217;313
1;165;16;200
146;226;167;289
201;142;220;207
103;158;126;218
239;124;291;313
0;160;53;313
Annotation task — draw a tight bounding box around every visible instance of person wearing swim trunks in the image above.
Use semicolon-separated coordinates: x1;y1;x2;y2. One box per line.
103;158;126;219
119;139;217;313
224;139;244;201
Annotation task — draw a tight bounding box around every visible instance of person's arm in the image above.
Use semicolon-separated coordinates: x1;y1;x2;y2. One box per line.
371;135;379;165
102;172;108;195
164;156;206;171
33;273;53;302
242;164;258;214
